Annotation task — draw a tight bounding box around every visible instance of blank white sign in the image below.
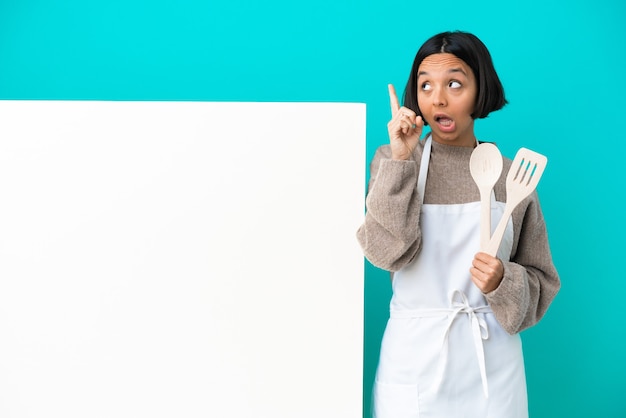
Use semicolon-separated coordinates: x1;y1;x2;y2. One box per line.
0;101;365;418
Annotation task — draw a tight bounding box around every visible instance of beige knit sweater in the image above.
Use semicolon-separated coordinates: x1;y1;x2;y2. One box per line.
357;138;560;335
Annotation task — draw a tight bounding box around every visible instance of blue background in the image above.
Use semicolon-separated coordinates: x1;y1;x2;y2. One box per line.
1;0;625;416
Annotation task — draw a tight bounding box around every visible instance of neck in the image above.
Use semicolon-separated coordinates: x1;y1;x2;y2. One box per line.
430;133;477;148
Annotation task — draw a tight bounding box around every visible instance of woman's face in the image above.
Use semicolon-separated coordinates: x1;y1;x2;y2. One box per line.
417;53;477;147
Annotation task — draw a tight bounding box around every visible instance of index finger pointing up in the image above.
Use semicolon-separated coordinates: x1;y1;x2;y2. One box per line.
388;84;400;115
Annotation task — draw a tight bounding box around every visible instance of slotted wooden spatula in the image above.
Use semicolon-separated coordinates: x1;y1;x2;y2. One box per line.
483;148;548;256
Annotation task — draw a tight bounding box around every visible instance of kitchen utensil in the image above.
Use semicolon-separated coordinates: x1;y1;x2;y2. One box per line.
469;143;503;250
483;147;548;256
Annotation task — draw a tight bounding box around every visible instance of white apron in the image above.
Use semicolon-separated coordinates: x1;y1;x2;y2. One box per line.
373;136;528;418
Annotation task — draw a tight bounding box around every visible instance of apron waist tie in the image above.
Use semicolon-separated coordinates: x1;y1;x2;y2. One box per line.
390;290;492;398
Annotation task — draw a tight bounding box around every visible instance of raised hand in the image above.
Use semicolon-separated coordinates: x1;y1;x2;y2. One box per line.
387;84;423;160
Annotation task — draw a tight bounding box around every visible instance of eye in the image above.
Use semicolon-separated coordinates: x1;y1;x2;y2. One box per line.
421;82;432;91
449;80;462;89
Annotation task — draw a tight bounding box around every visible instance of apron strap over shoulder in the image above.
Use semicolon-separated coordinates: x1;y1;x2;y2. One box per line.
417;135;432;203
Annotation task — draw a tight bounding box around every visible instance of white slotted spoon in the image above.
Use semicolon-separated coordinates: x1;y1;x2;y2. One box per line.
470;143;503;251
483;148;548;256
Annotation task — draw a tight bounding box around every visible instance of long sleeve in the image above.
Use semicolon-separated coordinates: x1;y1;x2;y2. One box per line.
357;140;560;334
356;146;423;271
485;192;561;334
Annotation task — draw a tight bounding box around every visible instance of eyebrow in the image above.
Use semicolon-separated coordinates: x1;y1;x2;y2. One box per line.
418;68;468;77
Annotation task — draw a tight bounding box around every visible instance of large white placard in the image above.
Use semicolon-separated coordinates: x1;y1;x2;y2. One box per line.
0;101;365;418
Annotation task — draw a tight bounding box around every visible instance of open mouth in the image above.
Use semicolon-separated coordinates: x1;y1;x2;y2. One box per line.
435;115;453;126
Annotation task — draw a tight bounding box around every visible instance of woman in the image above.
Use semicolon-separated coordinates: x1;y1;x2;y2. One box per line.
357;31;560;418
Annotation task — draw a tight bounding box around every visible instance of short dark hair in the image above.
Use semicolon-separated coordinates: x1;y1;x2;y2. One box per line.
403;31;507;121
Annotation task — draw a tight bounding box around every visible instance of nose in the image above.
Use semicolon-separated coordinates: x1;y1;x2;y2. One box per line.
433;87;447;107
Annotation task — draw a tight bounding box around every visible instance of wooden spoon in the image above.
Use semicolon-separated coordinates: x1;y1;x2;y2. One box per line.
470;143;503;250
484;147;548;256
